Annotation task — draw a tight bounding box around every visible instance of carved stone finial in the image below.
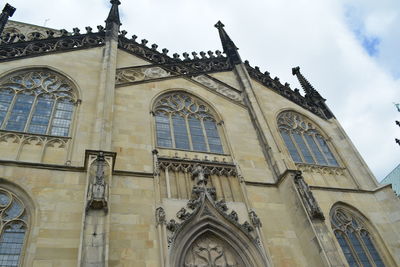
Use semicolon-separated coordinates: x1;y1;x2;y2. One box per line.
229;210;239;222
105;0;121;28
249;211;262;228
0;3;16;35
85;26;93;33
72;28;80;35
292;66;334;119
166;219;179;232
176;207;191;221
214;20;242;65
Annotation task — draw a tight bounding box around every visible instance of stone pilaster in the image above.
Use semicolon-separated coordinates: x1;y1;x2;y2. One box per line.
280;170;345;267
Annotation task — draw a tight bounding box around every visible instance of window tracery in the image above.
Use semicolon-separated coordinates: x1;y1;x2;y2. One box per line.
0;188;28;267
331;207;386;267
0;69;78;137
154;92;223;154
278;111;338;166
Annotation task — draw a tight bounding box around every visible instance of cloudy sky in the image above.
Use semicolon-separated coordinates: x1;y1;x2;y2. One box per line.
6;0;400;181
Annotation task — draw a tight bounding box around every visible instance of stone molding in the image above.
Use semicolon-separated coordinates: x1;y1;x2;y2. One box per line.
157;156;237;177
296;162;345;175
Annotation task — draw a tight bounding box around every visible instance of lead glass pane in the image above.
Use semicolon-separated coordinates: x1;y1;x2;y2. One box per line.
172;115;189;150
155;113;172;148
188;117;207;152
348;231;372;267
0;91;14;127
305;134;327;165
28;96;54;134
280;130;302;163
360;232;385;267
0;223;25;267
5;94;34;132
335;231;358;267
50;100;73;137
204;120;223;154
316;136;338;166
292;132;315;164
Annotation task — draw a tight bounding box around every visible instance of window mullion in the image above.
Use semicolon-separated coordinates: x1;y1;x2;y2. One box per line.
289;131;305;163
0;90;17;129
169;113;176;148
200;118;211;152
357;231;378;267
314;134;330;164
46;96;58;135
344;233;363;267
185;115;193;150
23;94;37;132
302;132;318;164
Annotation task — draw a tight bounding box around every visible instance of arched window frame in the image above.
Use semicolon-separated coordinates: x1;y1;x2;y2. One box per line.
0;68;79;137
152;92;225;154
331;206;387;267
0;186;31;267
277;111;339;167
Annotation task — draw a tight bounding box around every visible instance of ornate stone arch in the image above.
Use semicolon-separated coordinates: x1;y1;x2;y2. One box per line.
277;110;340;167
0;178;36;267
329;202;396;267
0;67;79;137
151;90;228;154
167;185;269;266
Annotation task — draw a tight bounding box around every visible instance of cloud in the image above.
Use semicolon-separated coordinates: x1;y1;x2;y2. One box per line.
5;0;400;181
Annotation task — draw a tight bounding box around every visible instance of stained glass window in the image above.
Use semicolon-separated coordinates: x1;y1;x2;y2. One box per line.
277;111;339;167
154;92;224;154
0;69;78;137
331;207;386;267
0;188;28;267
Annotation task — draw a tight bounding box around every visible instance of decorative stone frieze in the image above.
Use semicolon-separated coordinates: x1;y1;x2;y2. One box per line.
294;171;325;220
296;163;345;175
192;75;243;103
158;156;237;177
115;66;171;84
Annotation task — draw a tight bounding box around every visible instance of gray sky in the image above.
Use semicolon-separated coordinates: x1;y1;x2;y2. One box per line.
6;0;400;181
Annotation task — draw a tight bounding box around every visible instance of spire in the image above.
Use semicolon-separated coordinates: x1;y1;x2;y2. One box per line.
0;3;16;35
214;21;242;65
105;0;121;29
292;66;324;101
292;66;334;119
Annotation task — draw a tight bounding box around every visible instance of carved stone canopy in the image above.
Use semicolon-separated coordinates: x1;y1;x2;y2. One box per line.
167;186;268;267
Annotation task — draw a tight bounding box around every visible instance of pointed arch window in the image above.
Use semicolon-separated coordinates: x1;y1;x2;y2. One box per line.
0;188;29;267
331;207;386;267
153;92;224;154
278;111;338;166
0;69;78;137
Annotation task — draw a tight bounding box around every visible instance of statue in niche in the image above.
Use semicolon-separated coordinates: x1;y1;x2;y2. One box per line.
184;234;244;267
294;171;324;220
191;163;210;186
87;152;109;212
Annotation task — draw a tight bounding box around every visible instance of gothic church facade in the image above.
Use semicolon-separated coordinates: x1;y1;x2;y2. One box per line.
0;1;399;266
